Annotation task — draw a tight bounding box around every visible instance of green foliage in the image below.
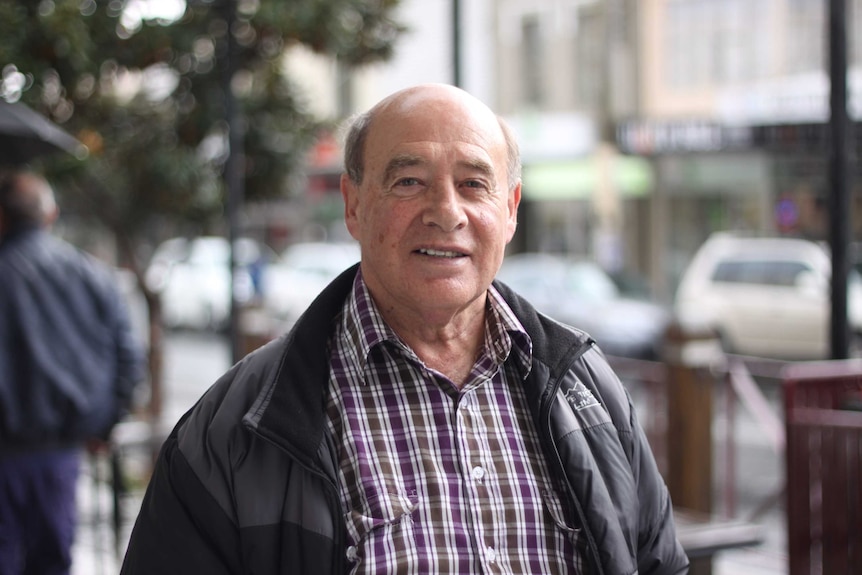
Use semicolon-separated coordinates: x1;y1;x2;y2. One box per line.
0;0;404;243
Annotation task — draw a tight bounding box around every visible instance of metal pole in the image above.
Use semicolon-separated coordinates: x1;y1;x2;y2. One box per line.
452;0;461;87
829;0;851;359
223;0;245;364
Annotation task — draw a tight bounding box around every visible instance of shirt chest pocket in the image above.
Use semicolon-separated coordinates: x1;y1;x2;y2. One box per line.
343;489;420;561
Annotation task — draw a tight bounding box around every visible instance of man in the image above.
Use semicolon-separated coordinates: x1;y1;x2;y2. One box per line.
0;170;145;575
121;84;688;574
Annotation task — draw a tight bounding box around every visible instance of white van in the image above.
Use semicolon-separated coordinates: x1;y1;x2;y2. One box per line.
674;232;862;359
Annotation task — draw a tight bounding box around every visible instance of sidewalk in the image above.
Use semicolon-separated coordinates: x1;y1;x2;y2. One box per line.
72;460;130;575
714;506;788;574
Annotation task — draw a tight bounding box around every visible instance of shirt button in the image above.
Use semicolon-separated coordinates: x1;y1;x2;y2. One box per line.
472;465;485;481
346;546;358;561
486;546;497;563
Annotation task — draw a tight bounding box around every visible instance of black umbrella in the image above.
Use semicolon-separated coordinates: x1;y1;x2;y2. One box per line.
0;99;88;165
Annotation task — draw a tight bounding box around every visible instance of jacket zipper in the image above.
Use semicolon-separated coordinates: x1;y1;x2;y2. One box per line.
538;340;606;575
248;426;346;574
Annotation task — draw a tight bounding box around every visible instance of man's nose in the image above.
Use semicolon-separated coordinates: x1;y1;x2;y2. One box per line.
421;181;468;232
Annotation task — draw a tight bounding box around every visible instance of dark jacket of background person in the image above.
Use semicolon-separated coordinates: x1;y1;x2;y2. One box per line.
0;222;144;449
120;265;689;575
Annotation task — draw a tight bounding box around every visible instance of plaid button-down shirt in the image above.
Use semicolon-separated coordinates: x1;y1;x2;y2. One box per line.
325;271;584;574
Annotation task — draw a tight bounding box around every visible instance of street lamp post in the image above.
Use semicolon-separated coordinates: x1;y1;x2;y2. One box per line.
828;0;852;359
452;0;462;87
221;0;246;364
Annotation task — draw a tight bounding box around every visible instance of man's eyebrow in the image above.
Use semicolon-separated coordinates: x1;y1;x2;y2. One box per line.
381;154;498;186
383;154;424;183
460;157;496;178
458;157;499;189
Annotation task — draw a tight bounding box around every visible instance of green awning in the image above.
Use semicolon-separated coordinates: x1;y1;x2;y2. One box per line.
522;156;654;201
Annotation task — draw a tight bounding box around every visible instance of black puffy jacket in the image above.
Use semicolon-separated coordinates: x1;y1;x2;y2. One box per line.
121;265;688;575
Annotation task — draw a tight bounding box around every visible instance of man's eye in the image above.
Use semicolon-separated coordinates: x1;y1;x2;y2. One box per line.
463;180;488;189
396;177;420;187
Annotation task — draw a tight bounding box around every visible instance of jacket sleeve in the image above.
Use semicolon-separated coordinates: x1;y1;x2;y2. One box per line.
570;346;689;574
120;423;243;574
628;392;690;575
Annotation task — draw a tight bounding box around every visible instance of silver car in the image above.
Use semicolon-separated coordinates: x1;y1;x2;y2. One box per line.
674;232;862;359
497;253;671;359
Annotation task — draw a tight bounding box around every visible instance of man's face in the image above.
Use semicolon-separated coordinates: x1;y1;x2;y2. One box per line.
342;86;521;321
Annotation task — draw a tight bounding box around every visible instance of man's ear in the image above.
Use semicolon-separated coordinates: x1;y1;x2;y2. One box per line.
506;181;522;243
341;174;361;241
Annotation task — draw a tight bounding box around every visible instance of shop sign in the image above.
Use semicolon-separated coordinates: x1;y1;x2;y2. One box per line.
616;120;753;154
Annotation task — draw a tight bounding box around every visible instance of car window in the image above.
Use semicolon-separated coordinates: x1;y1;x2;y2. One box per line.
711;260;813;287
280;243;360;278
763;261;812;286
566;263;619;300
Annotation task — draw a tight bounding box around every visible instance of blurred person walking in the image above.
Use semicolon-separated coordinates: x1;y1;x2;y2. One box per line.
0;170;145;575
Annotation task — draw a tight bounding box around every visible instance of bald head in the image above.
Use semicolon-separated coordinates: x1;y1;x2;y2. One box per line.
343;84;521;190
0;170;58;238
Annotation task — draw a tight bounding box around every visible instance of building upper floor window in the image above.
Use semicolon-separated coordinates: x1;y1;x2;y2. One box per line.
521;14;544;107
575;4;603;111
664;0;771;88
786;0;825;75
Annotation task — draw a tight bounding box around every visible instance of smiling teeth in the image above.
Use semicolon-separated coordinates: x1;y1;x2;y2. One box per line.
420;248;462;258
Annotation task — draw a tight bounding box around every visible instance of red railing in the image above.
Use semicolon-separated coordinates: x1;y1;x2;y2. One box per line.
782;362;862;575
608;355;790;521
607;353;787;519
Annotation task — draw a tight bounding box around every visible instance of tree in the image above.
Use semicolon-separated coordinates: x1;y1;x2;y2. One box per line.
0;0;405;421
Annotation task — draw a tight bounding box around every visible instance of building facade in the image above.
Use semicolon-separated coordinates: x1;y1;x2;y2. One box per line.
493;0;656;294
275;0;862;304
494;0;862;302
629;0;862;300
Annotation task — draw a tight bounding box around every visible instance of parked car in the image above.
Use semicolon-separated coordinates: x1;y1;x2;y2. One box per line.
262;241;361;328
145;236;271;331
674;232;862;359
496;253;671;359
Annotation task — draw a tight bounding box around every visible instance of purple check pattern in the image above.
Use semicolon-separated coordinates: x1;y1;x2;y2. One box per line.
325;271;584;574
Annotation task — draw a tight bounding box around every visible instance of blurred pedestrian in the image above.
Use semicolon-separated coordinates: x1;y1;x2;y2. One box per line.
0;170;145;575
121;84;687;574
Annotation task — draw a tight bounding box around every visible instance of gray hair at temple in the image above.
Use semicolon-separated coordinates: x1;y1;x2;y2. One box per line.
342;109;522;192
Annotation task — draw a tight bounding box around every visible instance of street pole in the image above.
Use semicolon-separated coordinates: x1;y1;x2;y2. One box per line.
452;0;462;87
828;0;851;359
223;0;246;364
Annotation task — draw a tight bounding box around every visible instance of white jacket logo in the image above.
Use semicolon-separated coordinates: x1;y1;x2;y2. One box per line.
564;381;600;411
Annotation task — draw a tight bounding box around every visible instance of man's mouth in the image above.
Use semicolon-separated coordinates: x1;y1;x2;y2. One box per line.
417;248;465;258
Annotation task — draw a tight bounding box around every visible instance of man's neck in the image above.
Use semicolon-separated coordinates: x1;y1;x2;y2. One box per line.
380;299;487;389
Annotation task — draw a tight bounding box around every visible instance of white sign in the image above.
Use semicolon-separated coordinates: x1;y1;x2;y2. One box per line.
717;69;862;125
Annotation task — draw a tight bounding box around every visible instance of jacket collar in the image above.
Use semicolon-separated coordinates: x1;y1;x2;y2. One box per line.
492;279;594;378
246;264;594;469
244;263;359;468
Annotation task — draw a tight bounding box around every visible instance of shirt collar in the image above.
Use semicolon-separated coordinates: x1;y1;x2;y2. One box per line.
485;284;533;379
339;270;533;382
